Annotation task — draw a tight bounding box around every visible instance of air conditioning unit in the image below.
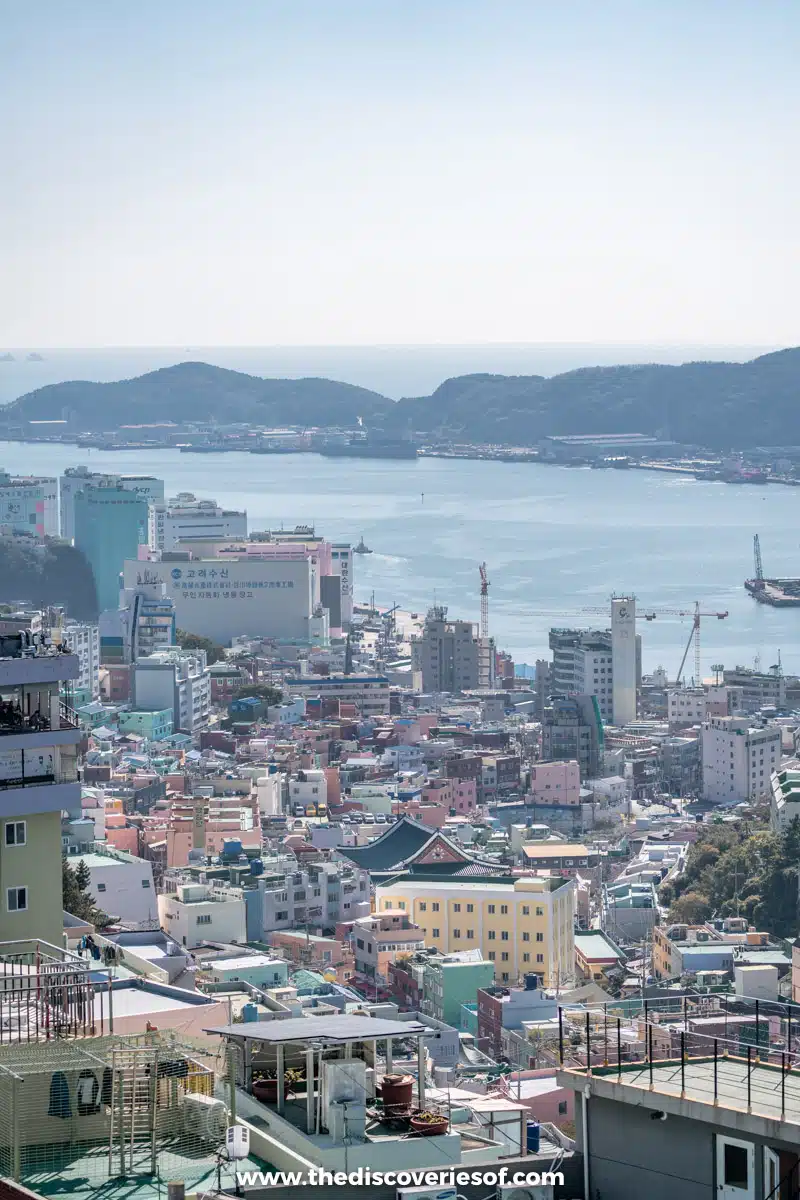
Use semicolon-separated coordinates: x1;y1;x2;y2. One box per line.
397;1189;457;1200
183;1093;227;1144
497;1186;554;1200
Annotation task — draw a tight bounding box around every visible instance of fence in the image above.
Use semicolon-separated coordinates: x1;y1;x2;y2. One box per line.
557;991;800;1123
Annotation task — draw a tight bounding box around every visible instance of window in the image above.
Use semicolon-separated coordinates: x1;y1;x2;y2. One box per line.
398;902;405;910
501;952;509;962
453;929;461;938
522;932;530;942
488;931;496;940
432;902;440;912
97;882;107;893
501;930;509;941
522;953;530;963
500;904;508;915
487;904;495;914
501;972;509;982
536;954;544;963
488;951;496;961
419;902;427;912
4;822;25;847
466;903;474;913
7;887;26;913
536;932;544;942
196;914;212;925
521;905;529;915
536;906;544;916
356;938;364;950
432;928;440;938
453;903;461;912
558;1101;568;1115
466;929;474;939
141;879;150;888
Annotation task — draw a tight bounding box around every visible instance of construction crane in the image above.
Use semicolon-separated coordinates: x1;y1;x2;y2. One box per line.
753;534;764;582
479;563;490;638
663;602;729;685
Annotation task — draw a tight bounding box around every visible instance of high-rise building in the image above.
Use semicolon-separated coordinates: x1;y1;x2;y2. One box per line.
73;484;150;612
411;606;494;693
62;621;100;702
0;471;58;537
149;493;247;552
0;631;83;945
99;574;177;664
702;715;782;804
60;467;164;542
541;694;604;778
133;648;210;734
611;596;637;726
549;628;613;721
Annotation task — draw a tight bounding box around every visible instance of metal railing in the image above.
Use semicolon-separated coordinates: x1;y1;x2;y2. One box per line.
557;992;800;1124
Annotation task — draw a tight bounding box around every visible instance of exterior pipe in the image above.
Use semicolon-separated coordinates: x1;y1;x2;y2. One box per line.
581;1084;591;1200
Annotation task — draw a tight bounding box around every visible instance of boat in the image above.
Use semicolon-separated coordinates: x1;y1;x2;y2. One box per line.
353;537;373;555
26;352;44;362
319;436;418;460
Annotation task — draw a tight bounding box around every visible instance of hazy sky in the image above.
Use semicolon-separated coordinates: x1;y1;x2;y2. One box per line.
2;1;798;347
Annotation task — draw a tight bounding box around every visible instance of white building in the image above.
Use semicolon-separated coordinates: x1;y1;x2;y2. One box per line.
60;467;164;542
72;846;157;923
122;555;317;646
285;674;391;716
549;628;614;722
668;687;706;727
158;881;247;948
0;471;58;537
150;493;247;552
289;769;328;810
702;715;782;804
134;648;210;734
330;544;354;625
769;763;800;832
611;596;637;726
411;607;494;693
63;621;100;700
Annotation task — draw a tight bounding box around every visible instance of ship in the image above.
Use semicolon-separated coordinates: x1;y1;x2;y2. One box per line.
353;537;373;555
318;435;418;460
744;534;800;605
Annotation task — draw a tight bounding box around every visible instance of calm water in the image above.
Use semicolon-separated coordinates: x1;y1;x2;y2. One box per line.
4;441;800;678
0;343;777;404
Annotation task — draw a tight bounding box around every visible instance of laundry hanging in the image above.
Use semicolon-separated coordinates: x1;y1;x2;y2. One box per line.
48;1071;71;1119
76;1070;100;1115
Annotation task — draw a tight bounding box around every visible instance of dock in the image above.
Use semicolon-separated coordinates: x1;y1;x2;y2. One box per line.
745;578;800;607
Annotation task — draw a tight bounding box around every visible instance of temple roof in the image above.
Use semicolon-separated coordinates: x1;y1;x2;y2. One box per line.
337;816;503;880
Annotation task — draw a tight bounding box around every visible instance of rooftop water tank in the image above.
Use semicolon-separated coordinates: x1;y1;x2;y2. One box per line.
221;838;243;860
250;859;264;877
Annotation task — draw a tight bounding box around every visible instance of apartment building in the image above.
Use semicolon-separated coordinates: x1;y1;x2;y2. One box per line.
411;606;494;692
549;628;614;721
0;633;83;944
150;493;247;551
158;880;247;948
71;845;157;924
252;859;371;936
134;648;210;734
667;687;706;727
285;674;390;717
0;471;58;537
62;621;100;702
702;716;782;803
541;694;604;778
341;911;426;982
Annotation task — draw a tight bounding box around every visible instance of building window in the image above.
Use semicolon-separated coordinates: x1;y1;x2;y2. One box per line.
97;883;106;893
536;954;544;963
500;904;508;915
522;953;530;963
453;903;461;912
522;932;530;942
501;931;509;941
488;951;496;961
466;903;474;913
536;932;544;942
432;928;440;938
398;902;405;910
536;907;544;916
521;905;529;915
419;902;427;912
141;879;151;888
558;1101;568;1115
432;902;440;912
466;929;474;939
196;914;212;925
4;822;25;847
7;887;26;913
487;904;495;914
488;931;496;940
501;952;509;962
501;972;509;982
453;929;461;938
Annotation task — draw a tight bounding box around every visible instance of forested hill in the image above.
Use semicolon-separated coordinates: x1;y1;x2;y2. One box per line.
0;538;98;620
5;348;800;448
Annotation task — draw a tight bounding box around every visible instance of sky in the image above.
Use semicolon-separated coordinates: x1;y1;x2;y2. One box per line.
1;0;799;347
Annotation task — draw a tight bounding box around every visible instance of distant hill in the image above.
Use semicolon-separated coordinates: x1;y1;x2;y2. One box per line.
5;349;800;448
3;361;393;430
0;538;98;620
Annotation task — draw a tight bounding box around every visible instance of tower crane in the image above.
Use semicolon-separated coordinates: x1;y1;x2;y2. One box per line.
661;602;729;685
479;563;490;638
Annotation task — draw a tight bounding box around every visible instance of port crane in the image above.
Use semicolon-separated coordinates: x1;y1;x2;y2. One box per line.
754;534;764;583
479;563;490;638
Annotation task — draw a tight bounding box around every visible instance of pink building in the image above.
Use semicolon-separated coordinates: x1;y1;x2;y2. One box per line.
529;760;580;806
500;1070;574;1128
393;800;447;828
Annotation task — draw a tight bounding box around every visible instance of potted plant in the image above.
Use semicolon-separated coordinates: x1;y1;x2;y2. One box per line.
252;1067;306;1103
410;1109;448;1136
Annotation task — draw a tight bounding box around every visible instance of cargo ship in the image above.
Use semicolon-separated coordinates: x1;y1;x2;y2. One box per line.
318;435;417;460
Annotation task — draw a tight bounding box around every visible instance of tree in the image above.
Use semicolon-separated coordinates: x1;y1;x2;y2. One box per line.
175;628;226;664
62;854;111;928
668;891;712;924
231;684;283;706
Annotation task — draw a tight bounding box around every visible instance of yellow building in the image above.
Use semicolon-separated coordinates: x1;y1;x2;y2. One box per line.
375;873;575;988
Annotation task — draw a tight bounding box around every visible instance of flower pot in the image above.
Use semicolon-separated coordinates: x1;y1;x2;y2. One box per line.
252;1078;286;1104
410;1114;448;1137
